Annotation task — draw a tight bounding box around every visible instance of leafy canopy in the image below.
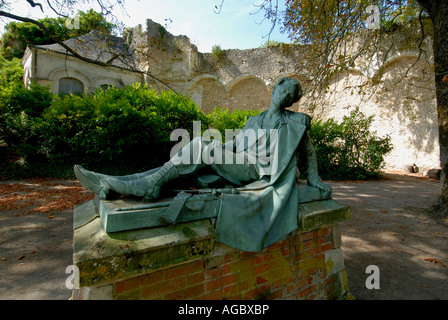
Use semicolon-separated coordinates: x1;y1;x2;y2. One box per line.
0;9;116;60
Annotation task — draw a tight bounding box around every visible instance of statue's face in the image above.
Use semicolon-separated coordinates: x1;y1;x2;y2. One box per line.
271;79;297;109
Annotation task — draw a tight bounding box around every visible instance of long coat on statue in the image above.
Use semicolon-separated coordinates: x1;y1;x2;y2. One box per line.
215;110;321;252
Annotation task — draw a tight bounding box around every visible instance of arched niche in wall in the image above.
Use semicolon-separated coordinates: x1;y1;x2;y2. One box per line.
92;77;124;91
227;75;269;111
48;68;91;95
187;75;228;113
59;77;84;95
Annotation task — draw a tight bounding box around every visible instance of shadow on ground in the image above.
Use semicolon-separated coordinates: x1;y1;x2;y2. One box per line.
0;173;446;299
331;173;447;300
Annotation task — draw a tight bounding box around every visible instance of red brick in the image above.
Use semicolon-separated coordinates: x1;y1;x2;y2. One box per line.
205;277;224;292
115;277;143;295
204;273;238;293
321;242;334;252
141;270;163;287
299;231;315;242
222;273;238;287
267;239;287;250
242;283;271;300
295;248;316;262
295;242;305;252
141;277;184;299
252;262;270;276
264;288;283;300
222;263;231;275
224;257;255;275
166;284;204;300
205;266;223;280
223;283;239;298
297;284;316;298
255;252;273;265
115;271;163;294
304;238;319;250
239;251;258;259
186;271;205;286
163;261;204;280
256;275;268;285
316;236;326;245
199;289;224;300
313;227;331;238
299;266;317;279
280;246;291;257
285;278;307;295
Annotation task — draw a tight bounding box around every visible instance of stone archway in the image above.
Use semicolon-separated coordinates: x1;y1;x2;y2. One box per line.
227;75;269;111
188;75;228;113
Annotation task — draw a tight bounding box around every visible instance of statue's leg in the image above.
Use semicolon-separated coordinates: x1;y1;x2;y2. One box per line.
74;138;205;200
74;137;258;201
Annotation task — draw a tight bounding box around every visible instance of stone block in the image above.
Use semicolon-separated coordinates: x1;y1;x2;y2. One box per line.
324;248;345;276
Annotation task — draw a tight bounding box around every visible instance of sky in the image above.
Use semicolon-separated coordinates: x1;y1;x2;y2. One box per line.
1;0;291;52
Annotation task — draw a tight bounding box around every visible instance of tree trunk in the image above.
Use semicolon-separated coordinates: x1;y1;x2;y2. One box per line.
419;0;448;217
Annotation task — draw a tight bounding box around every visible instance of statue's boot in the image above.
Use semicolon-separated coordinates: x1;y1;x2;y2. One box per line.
103;162;179;201
74;165;110;199
74;162;179;201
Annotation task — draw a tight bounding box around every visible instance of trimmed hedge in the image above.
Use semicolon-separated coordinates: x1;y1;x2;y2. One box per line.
0;82;392;180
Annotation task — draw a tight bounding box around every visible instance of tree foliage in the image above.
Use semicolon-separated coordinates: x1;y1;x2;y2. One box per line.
0;9;116;60
277;0;431;93
265;0;447;216
309;109;393;180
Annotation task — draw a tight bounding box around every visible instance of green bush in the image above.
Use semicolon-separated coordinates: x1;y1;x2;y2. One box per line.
0;81;392;181
309;109;393;180
0;82;52;165
42;84;209;172
0;84;210;178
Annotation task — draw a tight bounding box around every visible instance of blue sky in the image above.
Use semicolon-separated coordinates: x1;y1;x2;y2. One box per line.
2;0;291;52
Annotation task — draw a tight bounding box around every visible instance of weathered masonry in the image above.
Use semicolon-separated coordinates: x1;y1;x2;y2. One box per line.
22;18;441;174
72;195;351;300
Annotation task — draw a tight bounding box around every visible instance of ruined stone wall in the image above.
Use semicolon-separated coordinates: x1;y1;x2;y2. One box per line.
132;19;440;173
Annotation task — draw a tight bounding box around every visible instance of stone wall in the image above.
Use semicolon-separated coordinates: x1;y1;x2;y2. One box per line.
132;19;440;174
22;46;143;95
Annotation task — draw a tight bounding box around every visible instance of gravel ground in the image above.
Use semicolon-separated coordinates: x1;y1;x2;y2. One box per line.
0;173;446;300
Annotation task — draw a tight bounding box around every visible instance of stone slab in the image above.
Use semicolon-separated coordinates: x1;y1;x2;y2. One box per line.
99;193;220;233
97;184;327;233
299;200;350;231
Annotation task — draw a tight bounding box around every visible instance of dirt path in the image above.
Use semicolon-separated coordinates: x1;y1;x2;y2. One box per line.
0;173;447;300
0;180;92;300
332;173;447;300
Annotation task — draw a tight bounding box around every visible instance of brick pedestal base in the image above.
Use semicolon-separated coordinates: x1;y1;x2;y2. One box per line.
72;199;351;300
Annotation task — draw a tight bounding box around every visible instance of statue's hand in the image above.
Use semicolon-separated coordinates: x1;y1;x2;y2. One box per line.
316;181;332;199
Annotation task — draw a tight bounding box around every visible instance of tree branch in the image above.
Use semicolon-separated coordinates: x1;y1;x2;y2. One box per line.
0;7;189;97
26;0;43;12
0;10;116;67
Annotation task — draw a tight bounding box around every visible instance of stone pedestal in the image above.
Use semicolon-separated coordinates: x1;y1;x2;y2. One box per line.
72;198;351;300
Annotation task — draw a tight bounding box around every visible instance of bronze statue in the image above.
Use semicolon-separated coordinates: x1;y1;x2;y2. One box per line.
75;77;331;252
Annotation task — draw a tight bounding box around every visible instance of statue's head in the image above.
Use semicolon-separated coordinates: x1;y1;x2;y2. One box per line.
271;77;303;109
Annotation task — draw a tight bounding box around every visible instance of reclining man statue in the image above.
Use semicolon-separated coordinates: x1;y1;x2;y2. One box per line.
74;77;331;252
